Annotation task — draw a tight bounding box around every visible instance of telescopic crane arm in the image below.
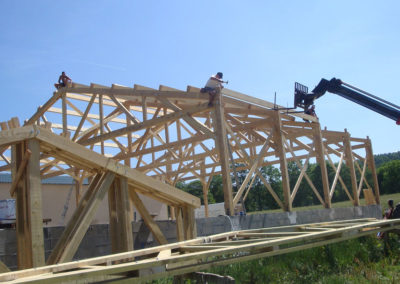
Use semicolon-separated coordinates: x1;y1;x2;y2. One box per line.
294;78;400;125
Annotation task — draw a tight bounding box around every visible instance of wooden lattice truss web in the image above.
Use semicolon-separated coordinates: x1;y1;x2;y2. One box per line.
0;82;380;215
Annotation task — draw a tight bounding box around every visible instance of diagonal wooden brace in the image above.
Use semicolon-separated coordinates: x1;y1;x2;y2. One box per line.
9;149;32;197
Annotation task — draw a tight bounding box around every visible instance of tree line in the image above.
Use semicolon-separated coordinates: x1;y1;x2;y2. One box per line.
177;152;400;212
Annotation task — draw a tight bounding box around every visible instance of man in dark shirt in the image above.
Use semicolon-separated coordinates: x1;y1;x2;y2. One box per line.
55;72;72;89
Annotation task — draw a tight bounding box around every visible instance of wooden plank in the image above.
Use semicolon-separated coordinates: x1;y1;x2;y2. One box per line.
1;218;397;283
9;149;31;197
61;93;68;136
174;207;185;242
72;94;97;141
365;138;380;204
363;188;376;205
26;139;45;267
212;92;233;215
329;152;344;199
80;103;211;147
129;188;168;245
14;142;32;270
0;260;10;273
312;123;331;208
325;149;353;202
47;171;115;264
24;92;63;125
222;88;318;122
272;111;291;211
108;177;133;253
343;132;359;206
0;121;8;130
155;96;214;137
357;158;367;197
183;206;197;240
233;140;270;207
0;126;39;148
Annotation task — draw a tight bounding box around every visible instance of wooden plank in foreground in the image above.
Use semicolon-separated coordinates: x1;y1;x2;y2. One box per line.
1;218;399;283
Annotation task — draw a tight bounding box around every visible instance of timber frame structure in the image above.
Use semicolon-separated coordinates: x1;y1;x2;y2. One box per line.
0;81;380;272
0;218;399;283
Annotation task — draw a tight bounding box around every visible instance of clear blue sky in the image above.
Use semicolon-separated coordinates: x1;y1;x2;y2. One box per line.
1;1;399;155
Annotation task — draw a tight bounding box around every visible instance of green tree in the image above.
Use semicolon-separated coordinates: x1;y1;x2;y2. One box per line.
377;160;400;194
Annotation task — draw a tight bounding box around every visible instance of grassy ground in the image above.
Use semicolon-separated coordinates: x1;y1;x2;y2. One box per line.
154;193;400;283
206;235;400;284
250;192;400;215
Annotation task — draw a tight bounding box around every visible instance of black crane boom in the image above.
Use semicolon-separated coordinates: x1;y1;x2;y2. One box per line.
294;78;400;124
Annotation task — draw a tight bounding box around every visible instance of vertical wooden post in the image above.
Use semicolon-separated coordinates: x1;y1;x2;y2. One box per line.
200;163;209;218
165;109;172;184
99;94;104;155
15;140;45;269
182;206;197;240
108;177;133;253
15;142;31;270
212;92;233;216
343;131;359;206
27;139;45;267
365;137;380;205
174;207;185;242
272;111;291;211
74;169;82;206
312;122;331;208
61;93;67;136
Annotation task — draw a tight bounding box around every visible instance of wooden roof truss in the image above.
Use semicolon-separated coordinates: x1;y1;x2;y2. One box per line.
0;82;380;215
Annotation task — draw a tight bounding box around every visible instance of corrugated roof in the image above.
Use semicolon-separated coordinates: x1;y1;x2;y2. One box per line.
0;173;88;185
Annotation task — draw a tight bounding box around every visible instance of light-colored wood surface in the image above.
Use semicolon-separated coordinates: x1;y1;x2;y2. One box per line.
1;218;399;283
0;81;381;274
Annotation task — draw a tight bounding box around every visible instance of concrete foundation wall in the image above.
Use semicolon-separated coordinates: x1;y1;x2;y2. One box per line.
0;205;382;270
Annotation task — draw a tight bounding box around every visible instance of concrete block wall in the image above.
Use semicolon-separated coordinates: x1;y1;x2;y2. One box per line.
0;205;382;270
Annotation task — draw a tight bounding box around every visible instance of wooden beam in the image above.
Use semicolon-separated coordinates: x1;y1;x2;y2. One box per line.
365;138;380;204
183;206;197;240
233;140;270;207
343;132;359;206
272;111;291;211
24;92;62;125
14;142;32;270
72;94;97;141
47;171;115;264
155;96;214;137
212;92;233;215
129;188;168;245
312;122;331;208
174;207;185;242
108;177;133;253
9;149;31;197
26;139;46;267
0;261;9;273
80;103;211;146
15;140;46;269
325;149;353;202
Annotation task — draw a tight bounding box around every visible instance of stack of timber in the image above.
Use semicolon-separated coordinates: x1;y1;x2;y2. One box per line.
0;218;399;283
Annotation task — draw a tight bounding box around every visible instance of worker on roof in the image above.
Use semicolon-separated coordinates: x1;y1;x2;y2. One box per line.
305;104;318;118
201;72;228;106
54;71;72;89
